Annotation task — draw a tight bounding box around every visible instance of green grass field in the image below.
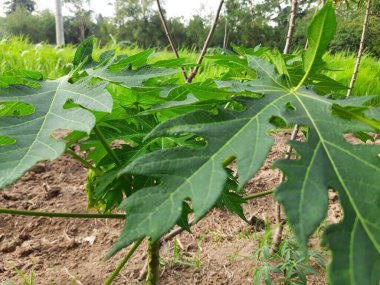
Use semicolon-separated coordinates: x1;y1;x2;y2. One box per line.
1;36;379;96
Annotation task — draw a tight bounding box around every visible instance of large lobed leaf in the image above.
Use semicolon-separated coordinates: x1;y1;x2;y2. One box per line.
0;76;111;188
0;48;179;189
110;3;380;284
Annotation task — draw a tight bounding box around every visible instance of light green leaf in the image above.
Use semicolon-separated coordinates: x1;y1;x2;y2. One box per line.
73;36;94;66
298;0;336;88
90;64;179;87
0;75;111;189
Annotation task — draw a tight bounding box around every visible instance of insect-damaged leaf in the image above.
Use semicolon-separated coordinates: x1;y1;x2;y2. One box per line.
110;30;380;285
0;76;111;189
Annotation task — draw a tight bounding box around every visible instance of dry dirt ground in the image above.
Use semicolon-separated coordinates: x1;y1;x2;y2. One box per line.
0;133;344;285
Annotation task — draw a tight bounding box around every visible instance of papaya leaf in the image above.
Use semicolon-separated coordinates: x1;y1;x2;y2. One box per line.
0;75;111;189
109;54;380;285
73;36;94;67
298;0;336;88
108;48;155;71
90;64;179;87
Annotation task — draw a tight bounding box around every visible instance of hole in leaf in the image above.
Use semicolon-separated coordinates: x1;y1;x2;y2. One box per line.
269;115;287;128
343;132;379;145
0;102;34;116
52;129;72;139
0;136;16;146
326;189;343;225
285;102;296;111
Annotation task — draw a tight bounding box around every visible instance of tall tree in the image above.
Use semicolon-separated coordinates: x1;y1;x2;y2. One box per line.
4;0;36;14
114;0;155;25
64;0;93;42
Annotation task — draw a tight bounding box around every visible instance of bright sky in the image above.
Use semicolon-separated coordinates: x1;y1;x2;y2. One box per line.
0;0;221;19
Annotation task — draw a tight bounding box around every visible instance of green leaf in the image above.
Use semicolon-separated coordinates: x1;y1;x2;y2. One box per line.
298;0;336;88
90;64;179;87
0;75;111;189
108;49;155;71
324;191;380;285
73;36;94;66
109;56;380;285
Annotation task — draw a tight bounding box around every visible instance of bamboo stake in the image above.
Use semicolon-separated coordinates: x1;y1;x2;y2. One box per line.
347;0;371;97
283;0;298;54
156;0;188;81
187;0;225;83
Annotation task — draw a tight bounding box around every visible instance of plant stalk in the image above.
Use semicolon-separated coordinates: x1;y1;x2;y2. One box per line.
0;208;125;219
243;189;274;201
65;148;102;175
94;126;122;167
146;239;160;285
347;0;371;97
103;238;144;285
187;0;225;83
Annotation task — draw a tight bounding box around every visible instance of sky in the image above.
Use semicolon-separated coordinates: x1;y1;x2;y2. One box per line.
0;0;221;19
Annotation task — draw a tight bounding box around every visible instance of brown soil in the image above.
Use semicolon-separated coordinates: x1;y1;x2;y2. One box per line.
0;133;334;285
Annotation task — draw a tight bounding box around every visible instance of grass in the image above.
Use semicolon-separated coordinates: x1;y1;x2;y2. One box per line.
324;52;380;96
0;36;379;96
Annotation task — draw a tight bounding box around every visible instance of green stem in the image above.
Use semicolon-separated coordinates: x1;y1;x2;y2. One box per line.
243;189;274;201
66;148;102;175
94;126;122;167
93;126;132;185
0;208;125;219
146;239;161;285
103;238;144;285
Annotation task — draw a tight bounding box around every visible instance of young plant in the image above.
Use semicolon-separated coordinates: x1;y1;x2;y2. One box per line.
253;236;326;285
0;1;379;285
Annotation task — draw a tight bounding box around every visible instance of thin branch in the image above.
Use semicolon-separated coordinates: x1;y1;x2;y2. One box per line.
0;208;126;219
103;238;145;285
187;0;225;83
347;0;371;97
271;124;300;254
283;0;298;54
156;0;188;81
243;189;274;201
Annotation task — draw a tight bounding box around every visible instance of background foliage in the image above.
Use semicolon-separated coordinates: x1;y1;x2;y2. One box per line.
0;0;379;56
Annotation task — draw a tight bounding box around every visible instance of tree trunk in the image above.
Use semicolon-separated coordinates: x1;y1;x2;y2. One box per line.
347;0;371;97
55;0;65;46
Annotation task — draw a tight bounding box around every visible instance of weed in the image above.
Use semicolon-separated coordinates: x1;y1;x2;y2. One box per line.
253;233;326;285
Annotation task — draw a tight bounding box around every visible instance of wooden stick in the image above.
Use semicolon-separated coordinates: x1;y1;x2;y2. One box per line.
347;0;371;97
187;0;225;83
156;0;188;81
283;0;298;54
